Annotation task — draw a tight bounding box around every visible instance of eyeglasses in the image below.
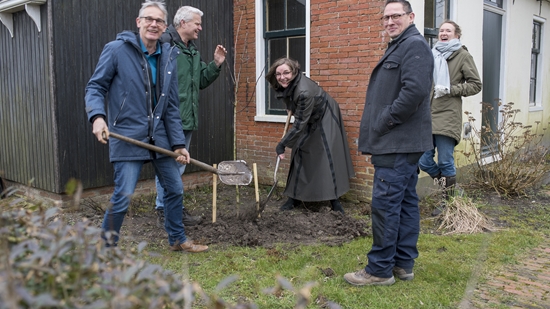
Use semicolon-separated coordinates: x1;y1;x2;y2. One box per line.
380;12;410;22
275;71;293;78
140;16;166;27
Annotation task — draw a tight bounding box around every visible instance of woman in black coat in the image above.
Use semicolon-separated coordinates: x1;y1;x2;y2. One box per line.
266;58;355;213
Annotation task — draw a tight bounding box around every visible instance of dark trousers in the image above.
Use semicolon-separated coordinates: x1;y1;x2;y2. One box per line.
366;153;421;278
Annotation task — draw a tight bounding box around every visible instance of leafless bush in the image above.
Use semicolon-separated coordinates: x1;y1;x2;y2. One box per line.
460;102;550;197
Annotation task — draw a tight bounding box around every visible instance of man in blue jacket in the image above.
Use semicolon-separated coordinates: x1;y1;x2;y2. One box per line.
85;0;207;253
344;0;434;285
153;5;227;227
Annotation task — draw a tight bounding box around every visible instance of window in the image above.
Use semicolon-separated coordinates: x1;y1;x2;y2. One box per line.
484;0;503;8
260;0;307;116
530;20;543;107
424;0;451;47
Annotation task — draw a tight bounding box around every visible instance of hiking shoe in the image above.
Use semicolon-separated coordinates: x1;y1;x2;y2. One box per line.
155;209;165;228
393;267;414;281
182;208;202;226
343;269;395;286
169;240;208;253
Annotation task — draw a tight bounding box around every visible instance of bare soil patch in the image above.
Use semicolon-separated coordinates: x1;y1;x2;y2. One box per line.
78;184;371;248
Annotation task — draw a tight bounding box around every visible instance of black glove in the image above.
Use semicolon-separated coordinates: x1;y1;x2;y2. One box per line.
276;143;285;155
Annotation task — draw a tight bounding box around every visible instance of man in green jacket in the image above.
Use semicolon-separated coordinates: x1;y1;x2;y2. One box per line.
154;5;227;227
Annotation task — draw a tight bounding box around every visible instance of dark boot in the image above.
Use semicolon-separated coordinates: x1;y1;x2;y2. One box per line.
330;199;345;214
280;198;297;211
182;208;202;226
432;175;456;216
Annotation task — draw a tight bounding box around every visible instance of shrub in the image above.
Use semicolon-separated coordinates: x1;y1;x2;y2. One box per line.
460;102;550;197
0;196;320;309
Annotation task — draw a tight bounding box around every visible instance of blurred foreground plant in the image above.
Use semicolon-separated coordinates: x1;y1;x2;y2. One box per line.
0;194;325;309
460;102;550;197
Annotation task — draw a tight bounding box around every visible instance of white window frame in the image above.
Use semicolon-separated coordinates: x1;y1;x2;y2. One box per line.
529;16;545;111
254;0;310;123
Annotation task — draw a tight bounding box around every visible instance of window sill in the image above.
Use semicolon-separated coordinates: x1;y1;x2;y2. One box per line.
529;105;543;112
254;114;294;123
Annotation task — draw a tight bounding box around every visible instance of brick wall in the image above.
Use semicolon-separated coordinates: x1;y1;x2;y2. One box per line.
233;0;388;203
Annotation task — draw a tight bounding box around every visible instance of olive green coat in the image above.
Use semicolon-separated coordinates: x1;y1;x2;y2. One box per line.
160;25;221;131
431;46;481;144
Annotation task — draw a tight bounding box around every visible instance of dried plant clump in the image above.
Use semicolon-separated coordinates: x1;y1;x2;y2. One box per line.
437;196;496;235
461;102;550;197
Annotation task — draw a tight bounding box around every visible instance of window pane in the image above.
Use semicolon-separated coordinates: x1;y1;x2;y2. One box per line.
267;38;288;113
484;0;502;8
287;0;306;29
267;0;285;31
268;38;287;66
435;0;448;30
288;36;305;68
424;0;449;29
533;22;541;51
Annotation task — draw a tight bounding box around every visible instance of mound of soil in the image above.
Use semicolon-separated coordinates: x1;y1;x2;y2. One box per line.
80;184;371;248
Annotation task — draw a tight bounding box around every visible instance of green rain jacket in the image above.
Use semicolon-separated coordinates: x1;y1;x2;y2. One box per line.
160;25;222;130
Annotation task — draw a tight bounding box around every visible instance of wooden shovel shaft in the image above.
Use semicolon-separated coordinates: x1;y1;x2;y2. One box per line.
107;132;220;174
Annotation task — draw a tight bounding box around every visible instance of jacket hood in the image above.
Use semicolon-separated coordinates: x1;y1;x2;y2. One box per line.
116;30;140;46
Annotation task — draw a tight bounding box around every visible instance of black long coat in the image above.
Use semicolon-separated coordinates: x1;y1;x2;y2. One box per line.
277;73;355;202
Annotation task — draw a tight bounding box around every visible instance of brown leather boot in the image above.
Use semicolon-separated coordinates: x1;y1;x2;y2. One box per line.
170;240;208;253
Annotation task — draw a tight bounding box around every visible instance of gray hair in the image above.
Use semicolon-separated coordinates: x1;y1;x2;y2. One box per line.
139;0;168;21
173;6;204;27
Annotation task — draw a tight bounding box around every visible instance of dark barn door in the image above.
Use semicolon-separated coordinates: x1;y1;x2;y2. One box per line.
51;0;235;191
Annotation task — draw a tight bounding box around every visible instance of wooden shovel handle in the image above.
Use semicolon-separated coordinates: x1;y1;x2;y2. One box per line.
106;132;220;174
282;111;292;138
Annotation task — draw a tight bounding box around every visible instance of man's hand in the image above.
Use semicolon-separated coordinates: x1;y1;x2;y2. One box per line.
214;45;227;67
174;148;190;165
92;118;109;144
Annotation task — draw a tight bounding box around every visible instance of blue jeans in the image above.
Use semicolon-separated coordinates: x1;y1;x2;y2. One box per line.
366;153;420;278
102;157;186;246
418;135;456;177
155;130;193;210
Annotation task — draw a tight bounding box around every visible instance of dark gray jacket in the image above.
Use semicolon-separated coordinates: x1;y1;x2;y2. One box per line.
358;25;434;155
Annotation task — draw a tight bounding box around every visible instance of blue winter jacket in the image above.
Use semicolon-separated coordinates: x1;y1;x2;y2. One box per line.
85;31;185;162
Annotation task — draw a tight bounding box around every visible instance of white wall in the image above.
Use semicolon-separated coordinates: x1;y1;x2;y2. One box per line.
504;0;550;130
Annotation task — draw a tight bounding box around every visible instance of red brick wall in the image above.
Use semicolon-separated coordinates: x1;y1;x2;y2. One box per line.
233;0;387;203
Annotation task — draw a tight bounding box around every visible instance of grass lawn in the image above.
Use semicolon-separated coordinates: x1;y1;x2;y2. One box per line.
142;216;546;308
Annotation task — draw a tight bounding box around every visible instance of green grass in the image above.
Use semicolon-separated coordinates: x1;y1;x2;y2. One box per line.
140;226;547;308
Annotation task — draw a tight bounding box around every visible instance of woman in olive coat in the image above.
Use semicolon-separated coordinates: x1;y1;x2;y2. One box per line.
266;58;355;213
419;20;482;214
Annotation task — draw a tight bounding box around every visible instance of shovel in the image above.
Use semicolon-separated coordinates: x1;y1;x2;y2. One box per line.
105;132;252;186
258;112;292;213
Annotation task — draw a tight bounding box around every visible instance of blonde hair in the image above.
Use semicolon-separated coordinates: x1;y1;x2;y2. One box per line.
439;20;462;39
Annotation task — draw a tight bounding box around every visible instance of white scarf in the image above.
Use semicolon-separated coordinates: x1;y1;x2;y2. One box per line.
432;39;462;98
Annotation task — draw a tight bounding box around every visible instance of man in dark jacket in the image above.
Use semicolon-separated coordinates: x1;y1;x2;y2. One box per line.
85;0;207;253
153;5;227;227
344;0;434;286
